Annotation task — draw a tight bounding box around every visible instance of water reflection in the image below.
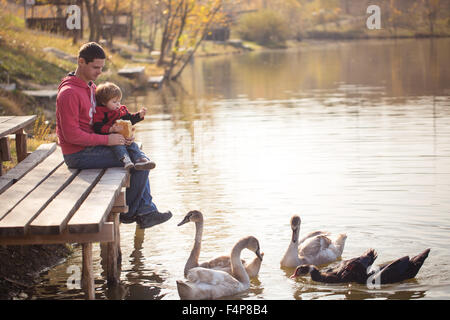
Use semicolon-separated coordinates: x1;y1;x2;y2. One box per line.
33;38;450;300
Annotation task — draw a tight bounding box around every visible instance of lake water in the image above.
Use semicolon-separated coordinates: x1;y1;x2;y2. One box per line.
35;38;450;300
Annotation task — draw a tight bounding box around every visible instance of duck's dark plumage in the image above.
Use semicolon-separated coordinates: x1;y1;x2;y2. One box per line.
292;248;430;285
369;248;430;284
294;248;378;284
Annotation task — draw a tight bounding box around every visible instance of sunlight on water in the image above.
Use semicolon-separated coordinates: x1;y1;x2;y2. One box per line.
35;39;450;300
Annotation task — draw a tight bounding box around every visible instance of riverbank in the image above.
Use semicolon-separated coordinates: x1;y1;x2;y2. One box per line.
0;244;71;299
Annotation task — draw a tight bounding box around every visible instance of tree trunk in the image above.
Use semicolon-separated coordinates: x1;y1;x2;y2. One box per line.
165;2;189;80
158;0;174;66
110;0;120;46
171;4;222;81
93;0;102;43
83;0;95;42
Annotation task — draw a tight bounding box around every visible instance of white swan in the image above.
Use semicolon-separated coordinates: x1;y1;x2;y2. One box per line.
177;210;263;278
176;236;263;300
280;215;347;268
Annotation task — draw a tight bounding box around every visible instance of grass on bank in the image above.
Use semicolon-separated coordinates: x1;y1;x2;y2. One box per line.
0;11;163;90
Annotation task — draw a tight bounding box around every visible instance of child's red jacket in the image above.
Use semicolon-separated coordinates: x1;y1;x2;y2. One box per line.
92;105;143;134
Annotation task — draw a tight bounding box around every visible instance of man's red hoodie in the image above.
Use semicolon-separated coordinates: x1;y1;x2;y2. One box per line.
56;73;108;155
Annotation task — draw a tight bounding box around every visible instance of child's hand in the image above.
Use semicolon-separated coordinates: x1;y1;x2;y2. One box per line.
139;107;147;119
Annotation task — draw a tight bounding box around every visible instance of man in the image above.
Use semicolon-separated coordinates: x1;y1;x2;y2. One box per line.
56;42;172;228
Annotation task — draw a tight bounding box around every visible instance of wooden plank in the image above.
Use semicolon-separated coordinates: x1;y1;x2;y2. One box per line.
111;191;128;213
111;205;128;214
0;165;78;236
118;66;145;74
0;147;63;221
110;191;127;213
0;143;57;194
0;222;114;245
113;191;125;206
0;115;36;137
148;75;164;88
15;130;27;162
0;137;11;161
68;167;127;233
29;169;104;235
0;142;56;194
0;117;14;124
22;90;58;99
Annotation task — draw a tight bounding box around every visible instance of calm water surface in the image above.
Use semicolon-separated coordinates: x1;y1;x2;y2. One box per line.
36;38;450;300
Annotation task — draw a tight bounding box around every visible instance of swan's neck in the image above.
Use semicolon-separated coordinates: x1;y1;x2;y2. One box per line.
246;256;262;278
230;241;250;284
281;228;304;266
184;220;203;276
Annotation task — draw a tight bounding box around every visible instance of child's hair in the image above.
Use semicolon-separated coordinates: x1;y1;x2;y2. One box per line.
95;82;122;106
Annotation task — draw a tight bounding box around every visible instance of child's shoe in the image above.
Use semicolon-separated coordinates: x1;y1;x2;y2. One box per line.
134;158;156;171
121;155;134;171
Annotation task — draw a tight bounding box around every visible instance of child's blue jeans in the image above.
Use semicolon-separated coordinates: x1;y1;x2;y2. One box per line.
111;142;147;162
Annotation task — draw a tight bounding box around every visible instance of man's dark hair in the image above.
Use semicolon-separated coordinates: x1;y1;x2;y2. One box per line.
78;42;106;64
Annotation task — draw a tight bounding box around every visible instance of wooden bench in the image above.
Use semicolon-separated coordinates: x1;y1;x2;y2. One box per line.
0;143;129;299
0;115;37;176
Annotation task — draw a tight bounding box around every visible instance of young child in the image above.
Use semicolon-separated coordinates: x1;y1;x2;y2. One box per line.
93;82;155;171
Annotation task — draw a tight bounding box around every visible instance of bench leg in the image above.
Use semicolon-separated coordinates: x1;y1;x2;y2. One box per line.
101;212;121;286
82;242;95;300
15;130;28;163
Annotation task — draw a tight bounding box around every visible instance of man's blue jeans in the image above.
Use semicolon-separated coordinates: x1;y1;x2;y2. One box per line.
63;145;157;220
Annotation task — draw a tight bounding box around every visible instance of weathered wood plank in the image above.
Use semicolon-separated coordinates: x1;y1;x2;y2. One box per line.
22;90;58;99
0;115;36;137
0;143;57;194
68;167;127;233
0;147;63;221
0;142;56;194
0;164;78;236
0;222;114;245
111;191;128;213
148;75;164;88
111;205;128;214
29;169;104;235
0;117;14;124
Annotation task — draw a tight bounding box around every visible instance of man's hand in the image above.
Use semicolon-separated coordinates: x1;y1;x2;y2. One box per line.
107;133;125;146
124;135;135;146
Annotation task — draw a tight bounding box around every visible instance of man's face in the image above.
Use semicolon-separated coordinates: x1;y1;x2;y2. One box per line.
78;58;105;82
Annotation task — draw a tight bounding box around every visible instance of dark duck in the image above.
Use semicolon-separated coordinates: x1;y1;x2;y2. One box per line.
291;248;430;285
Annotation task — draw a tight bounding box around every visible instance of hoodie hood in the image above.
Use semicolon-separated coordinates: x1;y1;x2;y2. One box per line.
58;72;92;91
